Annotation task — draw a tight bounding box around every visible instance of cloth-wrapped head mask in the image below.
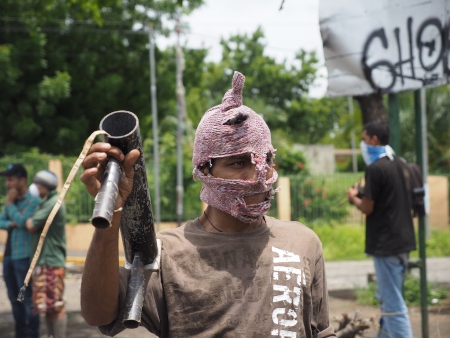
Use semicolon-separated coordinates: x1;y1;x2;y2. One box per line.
192;71;278;223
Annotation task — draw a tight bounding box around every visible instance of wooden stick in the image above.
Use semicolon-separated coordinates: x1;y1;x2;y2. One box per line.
18;130;108;301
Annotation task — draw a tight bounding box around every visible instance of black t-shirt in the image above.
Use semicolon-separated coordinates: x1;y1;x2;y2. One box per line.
363;156;416;256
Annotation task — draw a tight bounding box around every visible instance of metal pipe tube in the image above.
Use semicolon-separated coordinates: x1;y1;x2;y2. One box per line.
93;110;158;328
122;253;145;329
91;158;121;229
97;110;158;265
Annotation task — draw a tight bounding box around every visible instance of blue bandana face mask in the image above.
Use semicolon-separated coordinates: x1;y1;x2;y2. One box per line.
360;140;386;166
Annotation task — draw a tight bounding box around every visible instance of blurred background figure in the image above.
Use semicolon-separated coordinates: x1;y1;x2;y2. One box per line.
28;183;40;198
0;164;40;338
26;170;67;338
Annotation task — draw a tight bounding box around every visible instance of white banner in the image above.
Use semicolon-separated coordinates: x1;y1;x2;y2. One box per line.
319;0;450;97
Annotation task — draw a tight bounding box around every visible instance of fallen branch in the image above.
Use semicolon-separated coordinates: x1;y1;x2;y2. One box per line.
334;311;372;338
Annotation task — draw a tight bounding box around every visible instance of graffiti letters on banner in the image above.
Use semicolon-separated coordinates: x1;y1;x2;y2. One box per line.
319;0;450;97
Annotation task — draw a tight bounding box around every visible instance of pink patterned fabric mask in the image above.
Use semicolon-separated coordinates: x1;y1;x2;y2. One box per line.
192;71;278;223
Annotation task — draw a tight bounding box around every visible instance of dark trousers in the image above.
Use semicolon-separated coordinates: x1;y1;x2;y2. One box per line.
3;256;40;338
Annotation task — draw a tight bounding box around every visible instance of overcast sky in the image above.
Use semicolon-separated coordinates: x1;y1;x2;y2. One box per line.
158;0;327;97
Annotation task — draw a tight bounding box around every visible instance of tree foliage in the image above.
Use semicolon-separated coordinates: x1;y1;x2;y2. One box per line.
4;1;450;220
0;0;203;155
396;87;450;173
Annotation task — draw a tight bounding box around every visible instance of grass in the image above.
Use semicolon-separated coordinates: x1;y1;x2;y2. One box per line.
310;223;366;261
310;223;450;261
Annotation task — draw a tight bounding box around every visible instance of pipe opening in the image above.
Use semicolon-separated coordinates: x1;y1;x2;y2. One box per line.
100;111;138;138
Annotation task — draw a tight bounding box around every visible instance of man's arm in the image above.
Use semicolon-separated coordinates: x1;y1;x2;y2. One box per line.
6;199;39;228
0;209;13;230
81;210;122;326
79;142;139;326
27;198;55;232
346;185;374;215
313;253;337;338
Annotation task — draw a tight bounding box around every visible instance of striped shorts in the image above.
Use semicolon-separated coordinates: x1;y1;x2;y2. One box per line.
32;265;65;315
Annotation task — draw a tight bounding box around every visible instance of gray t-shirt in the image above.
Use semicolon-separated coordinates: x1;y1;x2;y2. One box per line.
100;216;336;338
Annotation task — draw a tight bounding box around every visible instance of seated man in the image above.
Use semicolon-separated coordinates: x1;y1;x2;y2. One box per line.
80;72;336;337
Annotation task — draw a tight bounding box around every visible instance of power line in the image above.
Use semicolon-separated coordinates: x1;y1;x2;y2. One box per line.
0;16;141;26
0;26;147;35
0;16;318;27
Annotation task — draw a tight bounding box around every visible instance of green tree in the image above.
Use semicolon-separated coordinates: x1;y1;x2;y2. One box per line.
0;0;203;156
397;86;450;173
191;28;348;152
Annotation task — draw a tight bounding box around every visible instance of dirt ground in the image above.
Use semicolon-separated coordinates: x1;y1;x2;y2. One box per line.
0;290;449;338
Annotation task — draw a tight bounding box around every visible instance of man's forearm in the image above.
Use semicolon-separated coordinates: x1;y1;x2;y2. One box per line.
81;210;122;326
351;196;363;211
8;203;38;227
350;195;373;215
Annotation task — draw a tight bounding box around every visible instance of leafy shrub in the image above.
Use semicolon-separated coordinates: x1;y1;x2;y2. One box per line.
291;177;349;224
275;146;309;177
355;274;448;307
354;281;379;306
311;224;366;261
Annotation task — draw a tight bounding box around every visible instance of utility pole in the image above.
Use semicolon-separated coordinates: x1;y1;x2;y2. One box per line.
175;7;186;227
148;23;161;231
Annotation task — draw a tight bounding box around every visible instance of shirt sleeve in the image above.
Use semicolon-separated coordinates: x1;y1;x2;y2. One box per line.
0;208;12;230
98;266;168;337
363;164;381;201
6;199;39;228
312;252;337;338
31;199;55;230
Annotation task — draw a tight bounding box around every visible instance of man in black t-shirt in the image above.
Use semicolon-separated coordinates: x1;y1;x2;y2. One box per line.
347;121;415;338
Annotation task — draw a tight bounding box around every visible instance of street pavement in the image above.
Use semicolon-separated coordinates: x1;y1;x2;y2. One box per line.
0;256;449;337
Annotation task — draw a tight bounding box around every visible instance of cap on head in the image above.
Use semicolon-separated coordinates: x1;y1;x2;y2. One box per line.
33;170;58;191
0;164;27;178
192;71;274;168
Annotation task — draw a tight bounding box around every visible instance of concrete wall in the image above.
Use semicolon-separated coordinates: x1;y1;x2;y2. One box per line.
428;175;449;230
294;144;336;174
0;223;179;255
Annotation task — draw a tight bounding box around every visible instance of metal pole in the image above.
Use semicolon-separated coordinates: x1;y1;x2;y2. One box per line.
388;93;400;154
175;8;185;227
148;23;161;231
348;97;357;173
414;89;429;338
420;88;430;237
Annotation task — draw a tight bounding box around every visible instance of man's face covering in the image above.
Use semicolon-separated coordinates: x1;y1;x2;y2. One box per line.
192;71;278;223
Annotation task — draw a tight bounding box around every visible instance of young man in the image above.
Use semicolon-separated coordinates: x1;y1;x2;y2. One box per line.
80;72;336;337
0;164;40;338
26;170;67;338
347;121;416;338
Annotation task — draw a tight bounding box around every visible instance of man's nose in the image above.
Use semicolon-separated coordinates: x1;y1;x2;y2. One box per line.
248;165;259;181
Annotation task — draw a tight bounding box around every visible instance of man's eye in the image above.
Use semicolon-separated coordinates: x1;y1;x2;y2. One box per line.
231;161;245;166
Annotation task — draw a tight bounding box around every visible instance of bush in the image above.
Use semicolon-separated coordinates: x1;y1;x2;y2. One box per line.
311;223;366;261
354;281;379;306
289;176;350;225
355;274;448;307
